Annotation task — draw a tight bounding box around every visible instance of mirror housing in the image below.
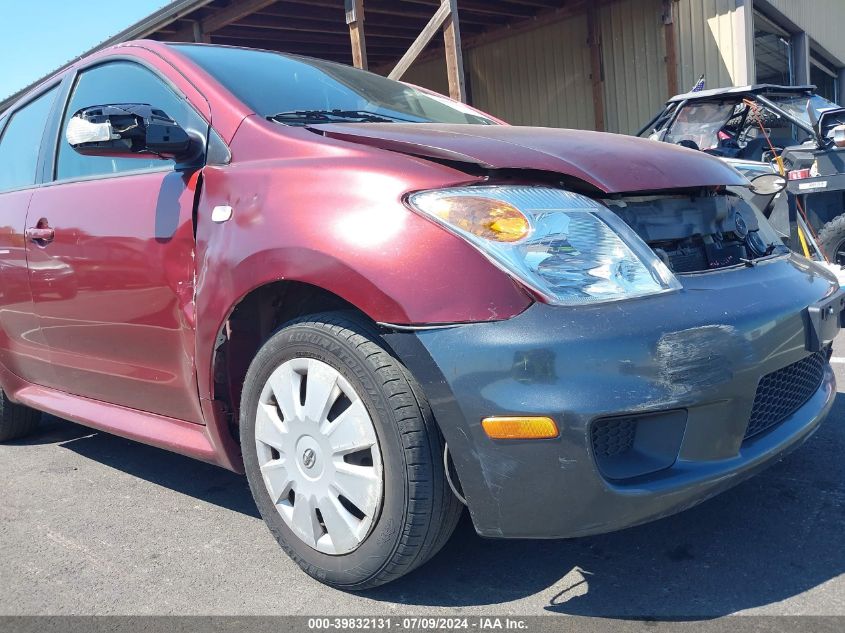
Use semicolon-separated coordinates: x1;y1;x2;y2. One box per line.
832;124;845;149
66;104;195;161
749;173;787;196
813;106;845;146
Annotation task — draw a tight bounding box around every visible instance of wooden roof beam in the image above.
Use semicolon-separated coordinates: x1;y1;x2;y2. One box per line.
204;37;408;63
387;0;535;19
253;3;500;29
212;31;405;52
207;37;349;52
499;0;567;7
353;1;507;25
172;0;280;40
233;15;423;37
214;25;411;43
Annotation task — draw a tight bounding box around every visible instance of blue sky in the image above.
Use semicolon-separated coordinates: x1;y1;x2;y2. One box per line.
0;0;171;101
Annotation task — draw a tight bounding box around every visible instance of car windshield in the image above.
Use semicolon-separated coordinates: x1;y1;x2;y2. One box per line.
663;102;735;150
174;44;496;126
768;94;840;127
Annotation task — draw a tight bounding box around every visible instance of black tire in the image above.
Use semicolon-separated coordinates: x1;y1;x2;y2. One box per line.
0;389;41;442
240;311;462;589
817;215;845;266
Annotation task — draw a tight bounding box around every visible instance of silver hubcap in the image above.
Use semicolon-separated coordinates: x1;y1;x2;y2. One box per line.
254;358;384;555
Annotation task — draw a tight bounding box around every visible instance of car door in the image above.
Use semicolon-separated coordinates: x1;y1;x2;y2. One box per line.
26;60;208;424
0;85;61;385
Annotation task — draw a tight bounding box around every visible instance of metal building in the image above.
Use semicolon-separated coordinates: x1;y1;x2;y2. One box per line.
2;0;844;135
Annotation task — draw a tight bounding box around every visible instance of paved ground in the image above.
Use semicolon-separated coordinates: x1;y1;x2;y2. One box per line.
1;337;845;619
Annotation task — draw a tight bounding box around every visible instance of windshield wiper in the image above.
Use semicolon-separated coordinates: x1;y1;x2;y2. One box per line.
268;109;411;125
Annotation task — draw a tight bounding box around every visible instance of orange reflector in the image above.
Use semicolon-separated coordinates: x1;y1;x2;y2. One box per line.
481;416;559;440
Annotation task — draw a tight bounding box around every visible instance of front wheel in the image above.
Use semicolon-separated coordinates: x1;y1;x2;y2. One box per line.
240;312;461;589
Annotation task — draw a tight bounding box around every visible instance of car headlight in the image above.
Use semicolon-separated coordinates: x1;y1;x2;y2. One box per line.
407;185;680;305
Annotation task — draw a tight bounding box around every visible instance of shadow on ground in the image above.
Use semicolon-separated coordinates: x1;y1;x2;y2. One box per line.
368;395;845;617
14;414;258;518
19;393;845;618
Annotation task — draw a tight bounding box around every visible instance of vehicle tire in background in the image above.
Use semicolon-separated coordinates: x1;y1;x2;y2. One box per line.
240;312;462;589
817;215;845;267
0;390;41;442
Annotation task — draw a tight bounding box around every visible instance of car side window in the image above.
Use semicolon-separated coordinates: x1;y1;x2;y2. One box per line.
56;61;204;182
0;87;59;193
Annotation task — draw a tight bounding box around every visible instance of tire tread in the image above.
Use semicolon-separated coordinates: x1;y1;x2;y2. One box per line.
817;215;845;262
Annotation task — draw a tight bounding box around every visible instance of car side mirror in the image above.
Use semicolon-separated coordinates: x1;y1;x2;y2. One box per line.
833;125;845;149
813;106;845;146
749;173;787;195
66;104;195;161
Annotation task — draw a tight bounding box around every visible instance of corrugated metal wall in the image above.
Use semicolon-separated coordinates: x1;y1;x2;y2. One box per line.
675;0;742;90
398;0;845;134
764;0;845;64
600;0;667;134
402;0;669;134
466;13;595;130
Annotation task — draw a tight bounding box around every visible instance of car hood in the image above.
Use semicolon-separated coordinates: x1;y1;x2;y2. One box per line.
310;123;748;194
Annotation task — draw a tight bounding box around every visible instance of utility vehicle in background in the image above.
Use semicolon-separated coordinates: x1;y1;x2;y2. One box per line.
640;84;845;264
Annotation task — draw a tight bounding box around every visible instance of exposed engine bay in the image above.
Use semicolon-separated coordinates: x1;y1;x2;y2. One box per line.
604;193;788;274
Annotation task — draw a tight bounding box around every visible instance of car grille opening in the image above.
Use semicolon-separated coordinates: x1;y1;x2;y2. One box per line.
591;417;637;458
745;351;827;440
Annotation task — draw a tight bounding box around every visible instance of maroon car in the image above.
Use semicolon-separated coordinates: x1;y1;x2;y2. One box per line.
0;41;840;589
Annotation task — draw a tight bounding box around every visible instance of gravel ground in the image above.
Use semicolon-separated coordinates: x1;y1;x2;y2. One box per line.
1;336;844;620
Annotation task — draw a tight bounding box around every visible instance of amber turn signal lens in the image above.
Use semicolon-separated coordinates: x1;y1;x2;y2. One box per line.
429;196;530;242
481;416;559;440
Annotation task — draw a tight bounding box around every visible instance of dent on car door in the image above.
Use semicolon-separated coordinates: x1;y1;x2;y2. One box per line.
0;86;60;385
26;60;208;423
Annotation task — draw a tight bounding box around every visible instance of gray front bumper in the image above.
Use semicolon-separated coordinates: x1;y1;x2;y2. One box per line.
384;255;839;538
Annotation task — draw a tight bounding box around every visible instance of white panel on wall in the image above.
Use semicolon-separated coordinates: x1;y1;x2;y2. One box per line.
675;0;741;90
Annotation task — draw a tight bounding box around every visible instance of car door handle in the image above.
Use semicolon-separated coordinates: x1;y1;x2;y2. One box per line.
25;227;55;244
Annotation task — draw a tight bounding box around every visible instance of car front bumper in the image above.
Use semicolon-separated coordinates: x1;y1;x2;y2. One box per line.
384;255;839;538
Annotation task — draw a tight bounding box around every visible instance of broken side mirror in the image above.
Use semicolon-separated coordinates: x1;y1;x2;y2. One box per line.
66;104;197;162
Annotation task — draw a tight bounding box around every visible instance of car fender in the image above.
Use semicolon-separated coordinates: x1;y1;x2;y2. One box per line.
193;120;533;402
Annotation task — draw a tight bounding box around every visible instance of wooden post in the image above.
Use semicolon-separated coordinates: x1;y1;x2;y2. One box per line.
192;20;211;43
587;5;605;132
662;0;679;97
389;1;452;81
346;0;368;70
443;0;466;102
387;0;465;102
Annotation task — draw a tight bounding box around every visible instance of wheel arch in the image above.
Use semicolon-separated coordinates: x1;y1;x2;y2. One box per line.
205;277;374;426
